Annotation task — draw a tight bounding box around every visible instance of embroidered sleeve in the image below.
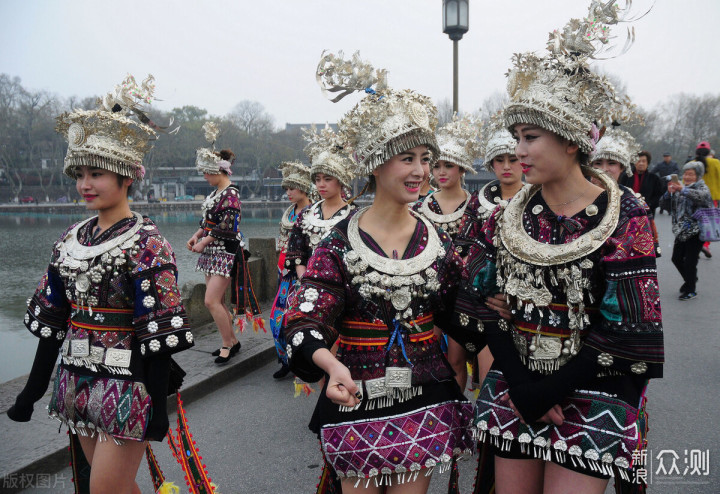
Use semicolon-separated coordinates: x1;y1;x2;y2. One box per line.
435;229;486;354
208;189;242;241
25;265;70;341
25;228;74;341
585;208;664;378
130;231;194;358
284;209;311;268
456;191;483;250
284;243;346;382
455;191;483;257
440;210;501;355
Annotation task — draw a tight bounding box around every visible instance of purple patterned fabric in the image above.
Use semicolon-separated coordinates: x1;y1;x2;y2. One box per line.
49;367;152;442
196;185;243;276
322;401;474;482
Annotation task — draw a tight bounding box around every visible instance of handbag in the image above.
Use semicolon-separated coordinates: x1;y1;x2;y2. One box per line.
692;207;720;242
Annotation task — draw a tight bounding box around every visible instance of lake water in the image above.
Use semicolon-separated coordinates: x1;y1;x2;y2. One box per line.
0;208;285;383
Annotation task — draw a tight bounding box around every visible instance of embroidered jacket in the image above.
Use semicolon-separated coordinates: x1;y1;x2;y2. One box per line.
284;216;468;391
455;180;505;251
26;216;193;372
198;185;243;254
457;187;663;419
284;200;355;269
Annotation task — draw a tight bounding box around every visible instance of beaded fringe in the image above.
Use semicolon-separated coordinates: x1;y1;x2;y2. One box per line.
361;129;439;175
64;154;136;179
49;409;125;446
343;450;471;489
339;386;423;412
518;354;562;374
484;144;516;170
311;162;352;189
505;109;593;154
472;427;631;482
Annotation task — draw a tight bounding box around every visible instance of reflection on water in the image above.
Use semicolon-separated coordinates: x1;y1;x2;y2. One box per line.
0;209;284;383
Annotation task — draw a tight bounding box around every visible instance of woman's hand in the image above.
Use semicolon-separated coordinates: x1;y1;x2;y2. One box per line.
326;362;362;407
325;360;361;408
486;293;512;320
310;347;361;407
191;236;210;253
501;393;564;426
667;182;683;194
186;235;198;251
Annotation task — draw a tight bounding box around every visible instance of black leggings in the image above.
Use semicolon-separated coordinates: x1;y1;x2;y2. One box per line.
671;235;703;293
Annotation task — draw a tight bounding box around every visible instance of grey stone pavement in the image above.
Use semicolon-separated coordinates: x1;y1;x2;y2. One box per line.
3;213;719;493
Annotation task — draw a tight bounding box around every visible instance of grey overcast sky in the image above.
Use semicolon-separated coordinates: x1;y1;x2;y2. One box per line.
1;0;718;127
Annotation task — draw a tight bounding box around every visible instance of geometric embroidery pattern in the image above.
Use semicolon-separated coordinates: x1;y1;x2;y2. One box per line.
49;367;151;441
321;401;473;481
474;371;640;476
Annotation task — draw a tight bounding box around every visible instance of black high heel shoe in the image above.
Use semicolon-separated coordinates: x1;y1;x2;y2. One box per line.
211;341;241;357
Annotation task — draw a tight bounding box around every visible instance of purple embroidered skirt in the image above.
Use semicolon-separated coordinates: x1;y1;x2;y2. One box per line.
196;251;235;277
321;400;474;484
48;366;152;442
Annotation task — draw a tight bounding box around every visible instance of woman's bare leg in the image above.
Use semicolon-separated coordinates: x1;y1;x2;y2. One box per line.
78;435;146;494
340;469;433;494
495;456;544;494
476;346;494;386
543;460;608;494
205;275;236;358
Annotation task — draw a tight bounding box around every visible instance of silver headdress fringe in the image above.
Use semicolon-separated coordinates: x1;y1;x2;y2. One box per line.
56;74;167;179
481;111;517;170
303;124;355;189
436;114;482;173
591;126;642;176
280;160;314;195
504;0;646;153
316;51;439;177
196;121;223;174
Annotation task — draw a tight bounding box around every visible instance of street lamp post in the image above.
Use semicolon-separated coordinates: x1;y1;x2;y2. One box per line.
442;0;469;114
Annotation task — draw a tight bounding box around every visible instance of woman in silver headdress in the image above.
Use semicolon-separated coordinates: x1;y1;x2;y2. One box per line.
411;114;482;389
284;126;356;281
8;76;194;493
270;161;313;379
456;115;524;390
284;52;474;492
188;123;263;365
456;3;663;491
590;126;662;257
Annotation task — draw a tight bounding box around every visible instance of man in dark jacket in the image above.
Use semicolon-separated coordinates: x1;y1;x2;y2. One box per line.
620;150;664;213
652;153;679;213
652;152;679;179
